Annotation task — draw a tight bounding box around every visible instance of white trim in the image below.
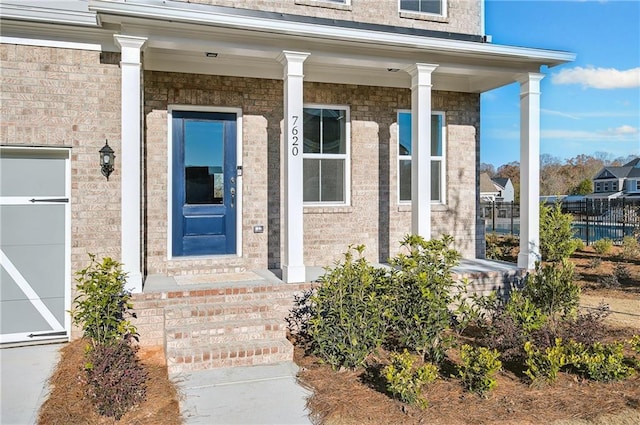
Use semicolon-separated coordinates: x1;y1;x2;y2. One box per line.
167;105;244;260
0;2;99;27
89;0;575;66
0;36;102;51
301;103;351;207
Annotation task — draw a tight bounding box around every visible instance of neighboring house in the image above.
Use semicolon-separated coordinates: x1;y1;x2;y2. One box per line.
0;0;573;347
589;157;640;199
480;173;514;203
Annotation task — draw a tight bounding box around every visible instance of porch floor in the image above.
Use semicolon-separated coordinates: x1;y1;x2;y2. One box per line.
142;258;523;293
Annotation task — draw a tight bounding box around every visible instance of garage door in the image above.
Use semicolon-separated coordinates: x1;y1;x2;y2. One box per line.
1;147;70;344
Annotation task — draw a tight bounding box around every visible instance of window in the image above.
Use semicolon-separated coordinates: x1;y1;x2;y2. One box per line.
595;182;602;192
612;181;618;191
603;182;609;191
400;0;444;16
398;110;446;203
303;106;349;204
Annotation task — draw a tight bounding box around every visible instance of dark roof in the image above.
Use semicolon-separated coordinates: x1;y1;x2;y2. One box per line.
492;177;510;189
593;157;640;180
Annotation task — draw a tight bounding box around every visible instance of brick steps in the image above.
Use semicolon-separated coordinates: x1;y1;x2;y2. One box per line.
160;283;313;374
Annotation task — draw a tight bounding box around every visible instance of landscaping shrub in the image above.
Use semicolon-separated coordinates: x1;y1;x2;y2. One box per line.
388;235;462;364
587;257;602;269
85;339;148;420
592;238;613;256
613;263;632;284
539;202;579;262
621;235;639;259
383;350;438;408
71;254;137;347
597;273;620;289
557;305;610;347
307;245;391;369
522;260;579;317
571;341;635;382
458;345;502;396
524;338;569;385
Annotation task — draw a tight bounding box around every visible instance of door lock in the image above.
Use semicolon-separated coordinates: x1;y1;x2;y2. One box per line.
230;187;235;208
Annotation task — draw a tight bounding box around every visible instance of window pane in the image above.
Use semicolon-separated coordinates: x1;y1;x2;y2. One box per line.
303;108;321;153
431;160;441;202
399;159;412;201
401;0;442;14
320;159;345;202
184;120;224;205
303;158;320;202
431;114;443;156
398;112;412;155
322;109;346;154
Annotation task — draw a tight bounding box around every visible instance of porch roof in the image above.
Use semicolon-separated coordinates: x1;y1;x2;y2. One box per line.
1;0;575;93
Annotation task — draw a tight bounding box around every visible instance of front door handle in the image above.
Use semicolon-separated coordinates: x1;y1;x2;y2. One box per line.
230;187;235;208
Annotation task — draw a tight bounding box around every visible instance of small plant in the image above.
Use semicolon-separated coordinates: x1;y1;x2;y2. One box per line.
71;254;137;347
539;202;578;262
308;245;391;369
383;350;438;408
587;257;602;269
629;335;640;355
523;260;579;317
572;341;635;382
573;238;586;252
613;263;631;283
504;290;547;334
621;235;640;259
458;345;502;396
524;338;568;385
85;339;148;419
597;273;620;289
592;238;613;256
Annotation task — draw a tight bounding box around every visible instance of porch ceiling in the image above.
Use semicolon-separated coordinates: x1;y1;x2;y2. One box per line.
91;0;574;94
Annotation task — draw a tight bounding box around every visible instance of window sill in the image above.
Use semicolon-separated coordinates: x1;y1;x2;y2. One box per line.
399;11;448;23
397;203;448;212
304;205;353;214
295;0;352;11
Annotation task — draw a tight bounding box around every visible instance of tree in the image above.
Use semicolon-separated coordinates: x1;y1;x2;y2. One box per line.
570;178;592;195
479;163;496;177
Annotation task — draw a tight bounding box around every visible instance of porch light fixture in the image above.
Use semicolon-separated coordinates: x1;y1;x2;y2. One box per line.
99;140;115;180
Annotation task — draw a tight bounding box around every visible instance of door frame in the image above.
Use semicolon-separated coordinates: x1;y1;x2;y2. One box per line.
0;145;71;344
167;106;243;259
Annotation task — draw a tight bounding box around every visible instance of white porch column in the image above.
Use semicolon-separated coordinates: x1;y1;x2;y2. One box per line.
517;72;544;270
114;35;146;293
277;51;309;283
406;64;438;238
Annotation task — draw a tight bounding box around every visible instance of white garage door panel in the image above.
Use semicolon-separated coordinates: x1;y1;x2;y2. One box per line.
0;148;70;344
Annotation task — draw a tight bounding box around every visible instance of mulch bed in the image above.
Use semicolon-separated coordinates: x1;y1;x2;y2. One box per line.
294;328;640;425
38;339;182;425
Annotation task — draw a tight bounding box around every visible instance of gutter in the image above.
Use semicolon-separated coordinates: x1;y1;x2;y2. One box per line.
0;3;99;27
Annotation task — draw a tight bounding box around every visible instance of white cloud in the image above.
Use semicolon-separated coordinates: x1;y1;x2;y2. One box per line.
551;66;640;89
541;108;581;120
600;125;639;135
541;125;639;141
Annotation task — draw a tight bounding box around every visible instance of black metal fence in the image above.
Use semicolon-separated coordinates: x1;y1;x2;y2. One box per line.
481;198;640;244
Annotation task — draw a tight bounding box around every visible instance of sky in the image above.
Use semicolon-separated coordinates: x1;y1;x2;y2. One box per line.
480;0;640;168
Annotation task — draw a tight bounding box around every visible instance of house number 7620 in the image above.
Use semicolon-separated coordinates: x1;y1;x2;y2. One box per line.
291;115;299;156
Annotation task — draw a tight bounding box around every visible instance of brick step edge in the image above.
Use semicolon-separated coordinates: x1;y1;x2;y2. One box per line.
166;320;287;348
167;338;293;373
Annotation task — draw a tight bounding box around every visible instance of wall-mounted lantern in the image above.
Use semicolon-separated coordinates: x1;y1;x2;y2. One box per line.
99;140;115;180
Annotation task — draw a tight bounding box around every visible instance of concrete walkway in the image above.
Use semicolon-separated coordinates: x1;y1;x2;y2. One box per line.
0;343;62;425
173;361;313;425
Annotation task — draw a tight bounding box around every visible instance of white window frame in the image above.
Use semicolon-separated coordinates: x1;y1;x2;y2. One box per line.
399;0;447;18
595;182;602;192
397;109;446;205
303;104;351;207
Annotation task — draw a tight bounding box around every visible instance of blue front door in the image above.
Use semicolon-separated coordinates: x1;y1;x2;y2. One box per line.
172;111;237;256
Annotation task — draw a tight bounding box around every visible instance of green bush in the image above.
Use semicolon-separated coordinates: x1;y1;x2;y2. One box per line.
504;290;547;334
85;339;148;419
630;335;640;355
388;235;462;364
572;341;635;382
592;238;613;256
524;338;569;385
539;202;579;262
458;345;502;396
308;245;391;369
383;349;438;408
523;260;579;317
621;235;639;259
71;254;137;347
